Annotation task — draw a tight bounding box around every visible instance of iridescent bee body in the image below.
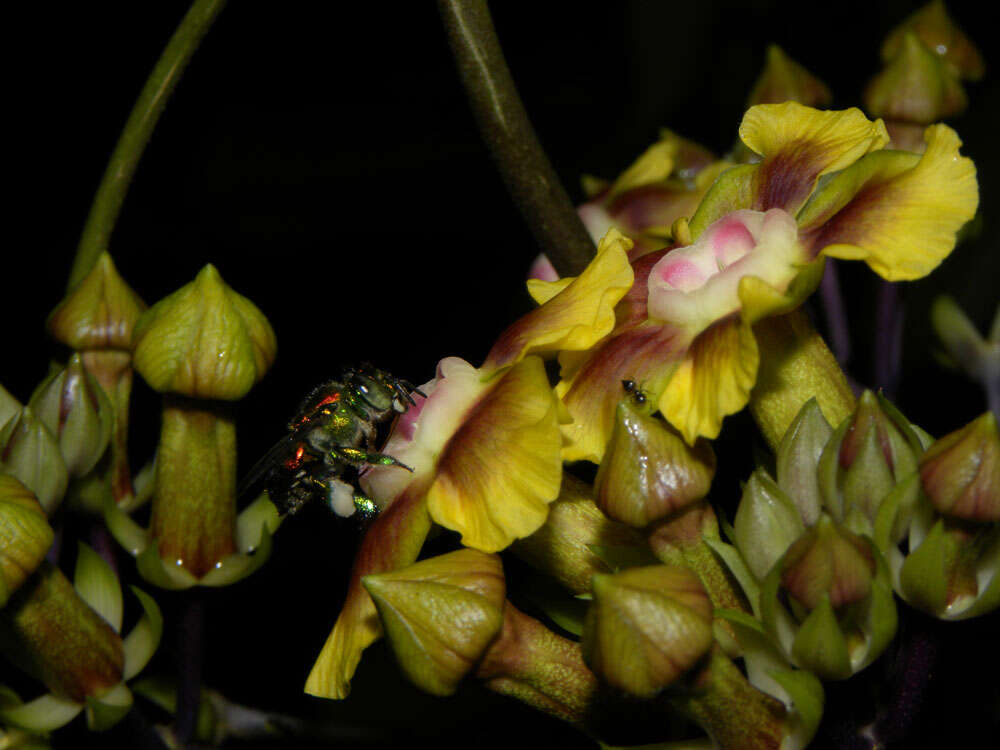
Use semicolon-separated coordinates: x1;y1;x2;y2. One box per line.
241;366;421;518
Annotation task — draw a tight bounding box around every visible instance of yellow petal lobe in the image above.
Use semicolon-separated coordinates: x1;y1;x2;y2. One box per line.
658;318;759;444
427;356;562;552
485;230;634;369
802;124;978;281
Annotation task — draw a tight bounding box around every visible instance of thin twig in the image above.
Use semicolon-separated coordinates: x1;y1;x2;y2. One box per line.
67;0;228;289
438;0;596;277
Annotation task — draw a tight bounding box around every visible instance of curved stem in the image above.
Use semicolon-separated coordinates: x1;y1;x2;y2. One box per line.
438;0;596;277
68;0;228;290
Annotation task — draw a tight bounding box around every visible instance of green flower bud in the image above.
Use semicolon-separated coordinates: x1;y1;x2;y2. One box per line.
28;355;113;478
776;398;831;526
819;391;922;533
920;413;1000;522
582;565;713;698
363;549;505;696
0;408;68;515
865;32;967;124
47;253;146;353
0;476;53;608
747;45;832;108
595;401;715;528
132;265;276;401
881;0;985;81
761;516;897;680
0;562;123;703
511;473;647;594
779;517;875;612
734;470;805;581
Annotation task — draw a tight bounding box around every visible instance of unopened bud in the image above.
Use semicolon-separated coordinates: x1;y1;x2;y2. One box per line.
733;470;805;581
865;32;966;124
0;407;68;514
583;565;713;698
132;265;276;400
0;562;123;703
748;45;832;108
0;476;53;607
363;549;505;696
29;354;113;477
819;391;921;531
595;401;715;528
881;0;984;81
920;413;1000;522
47;253;146;352
776;398;831;526
779;516;875;612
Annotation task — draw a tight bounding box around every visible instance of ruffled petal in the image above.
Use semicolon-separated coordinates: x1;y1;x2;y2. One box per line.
557;322;691;463
797;124;978;281
304;485;433;699
658;317;759;444
426;356;562;552
739;103;889;214
485;230;635;370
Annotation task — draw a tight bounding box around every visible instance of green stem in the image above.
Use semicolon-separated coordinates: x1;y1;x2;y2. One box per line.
68;0;228;289
438;0;596;277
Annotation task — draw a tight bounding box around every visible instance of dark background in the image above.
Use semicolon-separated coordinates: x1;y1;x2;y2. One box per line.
4;1;999;748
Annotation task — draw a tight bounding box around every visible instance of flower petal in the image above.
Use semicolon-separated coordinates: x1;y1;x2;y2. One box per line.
304;485;433;699
658;317;759;444
607;139;676;199
426;356;562;552
739;103;889;214
484;230;634;370
797;124;978;281
557;322;690;463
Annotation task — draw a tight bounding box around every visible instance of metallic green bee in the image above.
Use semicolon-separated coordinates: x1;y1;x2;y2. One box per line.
240;365;422;518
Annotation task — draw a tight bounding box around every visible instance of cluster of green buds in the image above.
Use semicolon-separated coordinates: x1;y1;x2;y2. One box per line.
717;398;902;681
348;399;825;749
0;476;161;735
875;412;1000;618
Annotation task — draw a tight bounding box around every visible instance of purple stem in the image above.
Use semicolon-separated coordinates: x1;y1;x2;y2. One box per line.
871;622;940;746
45;521;63;566
174;592;206;746
874;280;904;398
819;260;852;366
89;521;119;578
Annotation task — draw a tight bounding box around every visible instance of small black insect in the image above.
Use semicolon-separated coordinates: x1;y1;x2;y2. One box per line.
239;365;422;519
621;378;648;406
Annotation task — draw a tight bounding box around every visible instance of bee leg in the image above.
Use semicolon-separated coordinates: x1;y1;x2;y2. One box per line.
328;446;413;472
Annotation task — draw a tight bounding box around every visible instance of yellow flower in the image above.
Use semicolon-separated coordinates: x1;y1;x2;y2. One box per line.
521;102;977;458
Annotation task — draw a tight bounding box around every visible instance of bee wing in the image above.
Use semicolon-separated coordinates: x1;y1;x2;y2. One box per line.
237;431;308;500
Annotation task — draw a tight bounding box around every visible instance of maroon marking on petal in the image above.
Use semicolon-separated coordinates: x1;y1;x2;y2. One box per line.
754;143;826;213
609;184;703;238
612;248;671;333
802;180;893;258
563;322;687;450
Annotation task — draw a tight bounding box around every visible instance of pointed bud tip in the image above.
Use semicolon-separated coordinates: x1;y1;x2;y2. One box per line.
47;253;146;351
132;265;276;400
